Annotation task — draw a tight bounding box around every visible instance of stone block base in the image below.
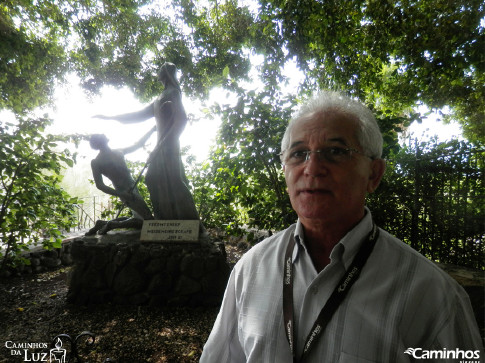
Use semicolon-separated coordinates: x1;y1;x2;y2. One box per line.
66;231;230;307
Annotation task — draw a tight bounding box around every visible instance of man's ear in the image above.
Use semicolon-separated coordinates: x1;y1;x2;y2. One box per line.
367;158;386;193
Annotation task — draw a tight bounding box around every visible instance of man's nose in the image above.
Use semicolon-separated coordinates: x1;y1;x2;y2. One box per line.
303;152;328;177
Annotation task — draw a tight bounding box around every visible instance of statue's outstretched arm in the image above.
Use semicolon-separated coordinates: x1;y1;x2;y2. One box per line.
120;126;157;155
93;104;154;124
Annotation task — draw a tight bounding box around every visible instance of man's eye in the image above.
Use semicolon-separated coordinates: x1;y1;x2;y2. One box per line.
328;147;348;156
289;150;308;159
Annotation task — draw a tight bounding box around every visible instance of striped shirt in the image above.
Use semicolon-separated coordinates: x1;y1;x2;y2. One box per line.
200;209;483;362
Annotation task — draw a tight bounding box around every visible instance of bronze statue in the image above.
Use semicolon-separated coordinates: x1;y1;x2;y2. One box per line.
93;63;201;223
86;130;154;235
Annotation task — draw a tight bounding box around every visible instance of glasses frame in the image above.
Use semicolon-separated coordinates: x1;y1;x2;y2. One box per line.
279;146;374;166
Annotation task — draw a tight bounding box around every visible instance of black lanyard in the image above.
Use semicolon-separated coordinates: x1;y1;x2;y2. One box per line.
283;223;379;363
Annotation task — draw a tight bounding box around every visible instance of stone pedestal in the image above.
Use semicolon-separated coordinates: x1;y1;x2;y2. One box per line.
66;231;230;306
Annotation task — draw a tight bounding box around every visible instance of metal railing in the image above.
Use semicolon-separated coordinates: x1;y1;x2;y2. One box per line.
74;195;113;230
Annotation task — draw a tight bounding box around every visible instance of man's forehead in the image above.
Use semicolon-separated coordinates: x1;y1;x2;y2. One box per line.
289;110;359;145
289;137;348;150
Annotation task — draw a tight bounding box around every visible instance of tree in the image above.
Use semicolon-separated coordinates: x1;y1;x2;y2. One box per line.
187;89;297;235
0;0;254;113
0;117;80;270
2;0;483;141
258;0;485;141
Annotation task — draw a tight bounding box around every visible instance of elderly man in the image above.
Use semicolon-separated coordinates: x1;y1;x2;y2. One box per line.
200;91;483;362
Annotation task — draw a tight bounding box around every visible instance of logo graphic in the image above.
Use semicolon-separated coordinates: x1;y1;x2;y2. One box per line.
4;338;66;362
4;331;97;362
49;338;66;363
404;347;481;361
404;348;417;356
337;266;359;292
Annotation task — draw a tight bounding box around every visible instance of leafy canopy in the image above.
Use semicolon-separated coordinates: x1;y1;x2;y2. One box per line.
1;0;483;143
264;0;484;141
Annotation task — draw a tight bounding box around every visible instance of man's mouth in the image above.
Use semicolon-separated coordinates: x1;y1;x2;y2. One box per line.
298;188;330;195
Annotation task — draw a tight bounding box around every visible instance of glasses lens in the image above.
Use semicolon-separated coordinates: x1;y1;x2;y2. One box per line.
285;150;307;165
324;147;351;163
284;147;353;165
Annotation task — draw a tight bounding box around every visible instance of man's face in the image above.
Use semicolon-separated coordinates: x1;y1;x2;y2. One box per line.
283;110;384;229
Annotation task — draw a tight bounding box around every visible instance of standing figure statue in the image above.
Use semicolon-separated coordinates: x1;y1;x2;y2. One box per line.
86;130;154;235
94;63;200;222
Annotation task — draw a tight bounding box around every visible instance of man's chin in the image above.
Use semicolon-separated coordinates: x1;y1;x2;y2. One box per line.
294;206;332;221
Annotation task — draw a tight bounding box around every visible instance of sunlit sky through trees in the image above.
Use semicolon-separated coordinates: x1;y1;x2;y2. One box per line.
43;73;463;166
0;64;466;209
1;67;463;169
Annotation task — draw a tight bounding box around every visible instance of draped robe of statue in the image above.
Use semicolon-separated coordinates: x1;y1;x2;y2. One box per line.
148;75;199;220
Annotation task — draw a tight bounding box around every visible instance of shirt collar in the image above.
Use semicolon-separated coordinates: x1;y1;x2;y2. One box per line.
293;207;374;269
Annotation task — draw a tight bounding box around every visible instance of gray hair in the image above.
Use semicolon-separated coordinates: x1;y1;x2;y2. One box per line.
280;91;383;160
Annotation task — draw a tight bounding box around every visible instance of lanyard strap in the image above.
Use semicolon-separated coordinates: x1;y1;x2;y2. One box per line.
283;223;379;363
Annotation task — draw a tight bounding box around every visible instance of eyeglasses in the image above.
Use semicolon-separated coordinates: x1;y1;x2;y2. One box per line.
280;146;373;166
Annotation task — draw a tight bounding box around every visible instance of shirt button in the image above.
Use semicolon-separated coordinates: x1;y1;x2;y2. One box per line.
312;287;318;295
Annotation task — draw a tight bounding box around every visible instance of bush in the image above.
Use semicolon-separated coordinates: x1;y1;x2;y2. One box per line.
0;117;81;271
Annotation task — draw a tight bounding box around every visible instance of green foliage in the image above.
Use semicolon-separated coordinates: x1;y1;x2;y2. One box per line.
2;0;484;142
176;0;254;93
187;89;297;235
263;0;485;141
0;4;67;113
0;0;256;113
368;139;484;269
0;117;81;270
